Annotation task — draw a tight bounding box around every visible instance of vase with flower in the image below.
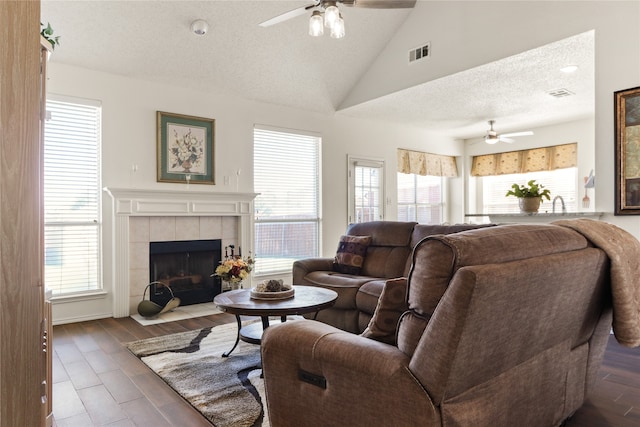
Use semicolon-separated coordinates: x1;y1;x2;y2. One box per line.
213;245;254;291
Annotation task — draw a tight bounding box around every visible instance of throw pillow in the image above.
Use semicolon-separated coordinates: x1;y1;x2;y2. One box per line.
361;278;408;345
333;235;372;275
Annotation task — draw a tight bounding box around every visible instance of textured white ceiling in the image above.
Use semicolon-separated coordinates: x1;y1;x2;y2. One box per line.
42;0;413;112
339;30;595;139
41;1;594;140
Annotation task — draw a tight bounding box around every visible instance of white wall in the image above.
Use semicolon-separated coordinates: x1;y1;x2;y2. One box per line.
47;62;456;321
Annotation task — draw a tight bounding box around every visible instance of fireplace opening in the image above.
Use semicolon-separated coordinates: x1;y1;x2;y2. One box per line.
149;239;222;307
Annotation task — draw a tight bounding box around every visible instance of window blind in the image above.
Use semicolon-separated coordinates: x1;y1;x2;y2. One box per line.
480;168;577;213
254;127;320;275
397;173;443;224
44;99;102;295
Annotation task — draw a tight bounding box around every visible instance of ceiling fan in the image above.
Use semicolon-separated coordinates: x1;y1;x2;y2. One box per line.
259;0;417;28
484;120;534;144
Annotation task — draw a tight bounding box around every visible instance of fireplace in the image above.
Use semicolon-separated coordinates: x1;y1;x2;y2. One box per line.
149;239;222;307
104;187;257;317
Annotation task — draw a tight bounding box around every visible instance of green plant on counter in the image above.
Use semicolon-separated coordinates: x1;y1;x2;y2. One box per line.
505;179;551;200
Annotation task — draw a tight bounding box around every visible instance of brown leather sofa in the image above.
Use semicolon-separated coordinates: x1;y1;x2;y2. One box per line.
293;221;494;333
263;223;615;426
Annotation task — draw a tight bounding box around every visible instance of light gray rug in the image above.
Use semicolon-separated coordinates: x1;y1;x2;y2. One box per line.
126;322;268;427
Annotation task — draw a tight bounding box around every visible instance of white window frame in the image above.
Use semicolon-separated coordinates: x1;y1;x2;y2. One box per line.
44;94;103;297
348;156;385;224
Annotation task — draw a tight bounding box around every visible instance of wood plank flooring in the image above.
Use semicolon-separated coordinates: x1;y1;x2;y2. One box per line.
52;314;639;426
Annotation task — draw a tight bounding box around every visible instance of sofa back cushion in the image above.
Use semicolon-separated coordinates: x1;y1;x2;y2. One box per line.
409;247;609;412
403;223;497;275
397;224;591;357
346;221;416;278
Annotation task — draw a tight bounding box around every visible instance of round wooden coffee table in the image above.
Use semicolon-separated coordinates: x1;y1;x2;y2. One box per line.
213;285;337;357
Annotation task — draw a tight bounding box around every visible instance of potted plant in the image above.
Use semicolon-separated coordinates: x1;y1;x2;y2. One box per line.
40;22;60;51
505;179;551;213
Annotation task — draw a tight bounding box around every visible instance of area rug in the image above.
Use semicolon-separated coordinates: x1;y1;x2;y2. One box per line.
126;322;268;427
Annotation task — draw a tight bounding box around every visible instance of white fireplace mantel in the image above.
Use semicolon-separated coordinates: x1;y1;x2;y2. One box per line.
104;187;258;317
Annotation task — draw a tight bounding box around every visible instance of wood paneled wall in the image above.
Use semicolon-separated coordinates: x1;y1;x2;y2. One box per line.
0;1;46;426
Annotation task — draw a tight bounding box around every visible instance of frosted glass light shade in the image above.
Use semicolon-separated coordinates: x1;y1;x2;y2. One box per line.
309;11;324;36
324;4;339;28
330;14;345;39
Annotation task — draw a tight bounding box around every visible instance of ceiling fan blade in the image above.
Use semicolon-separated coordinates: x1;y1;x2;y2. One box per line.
259;3;318;27
501;131;534;138
342;0;417;8
500;136;515;143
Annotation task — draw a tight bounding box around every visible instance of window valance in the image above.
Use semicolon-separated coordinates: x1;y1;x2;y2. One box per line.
470;143;577;177
397;148;458;177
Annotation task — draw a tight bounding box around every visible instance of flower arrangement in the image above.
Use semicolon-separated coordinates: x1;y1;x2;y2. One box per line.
214;246;254;284
170;128;204;173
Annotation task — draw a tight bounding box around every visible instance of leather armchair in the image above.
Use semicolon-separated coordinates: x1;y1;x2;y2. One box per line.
262;223;613;426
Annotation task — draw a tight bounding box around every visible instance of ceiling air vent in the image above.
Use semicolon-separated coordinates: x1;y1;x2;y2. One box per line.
409;42;431;63
547;88;575;98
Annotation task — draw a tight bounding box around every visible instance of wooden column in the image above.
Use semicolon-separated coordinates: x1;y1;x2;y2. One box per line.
0;1;47;426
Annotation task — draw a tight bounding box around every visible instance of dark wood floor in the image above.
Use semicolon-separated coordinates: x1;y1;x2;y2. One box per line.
52;314;639;426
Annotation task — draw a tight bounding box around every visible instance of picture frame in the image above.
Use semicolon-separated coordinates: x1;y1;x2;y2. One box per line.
615;86;640;214
157;111;215;184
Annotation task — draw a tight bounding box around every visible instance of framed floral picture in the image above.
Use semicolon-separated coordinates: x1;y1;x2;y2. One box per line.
157;111;215;184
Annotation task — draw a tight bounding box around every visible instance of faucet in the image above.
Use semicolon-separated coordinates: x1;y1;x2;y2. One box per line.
552;195;566;214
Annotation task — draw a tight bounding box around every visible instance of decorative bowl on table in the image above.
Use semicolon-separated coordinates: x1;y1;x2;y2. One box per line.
250;279;294;300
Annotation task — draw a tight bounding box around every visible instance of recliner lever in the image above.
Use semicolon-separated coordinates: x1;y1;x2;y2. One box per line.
298;369;326;389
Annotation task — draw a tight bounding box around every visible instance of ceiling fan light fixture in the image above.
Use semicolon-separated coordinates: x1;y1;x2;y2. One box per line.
330;14;345;39
485;135;499;144
324;3;340;28
309;11;324;36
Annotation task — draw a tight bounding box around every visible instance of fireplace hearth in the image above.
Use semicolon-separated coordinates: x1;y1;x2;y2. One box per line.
149;239;222;307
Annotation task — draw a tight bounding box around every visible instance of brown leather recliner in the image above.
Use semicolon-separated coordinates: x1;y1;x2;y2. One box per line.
262;223;614;426
293;221;495;333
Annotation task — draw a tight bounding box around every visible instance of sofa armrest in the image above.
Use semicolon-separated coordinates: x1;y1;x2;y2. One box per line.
292;257;334;283
262;320;439;426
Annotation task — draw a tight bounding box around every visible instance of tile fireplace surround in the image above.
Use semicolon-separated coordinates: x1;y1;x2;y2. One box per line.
104;188;257;318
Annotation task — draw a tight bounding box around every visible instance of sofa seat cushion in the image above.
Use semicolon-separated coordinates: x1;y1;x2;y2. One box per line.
302;271;379;310
333;235;372;275
356;280;387;316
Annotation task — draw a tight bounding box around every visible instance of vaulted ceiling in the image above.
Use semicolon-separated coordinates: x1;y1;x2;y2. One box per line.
41;0;594;140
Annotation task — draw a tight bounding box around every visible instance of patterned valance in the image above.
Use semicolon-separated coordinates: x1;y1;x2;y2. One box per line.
470;143;577;177
397;149;458;177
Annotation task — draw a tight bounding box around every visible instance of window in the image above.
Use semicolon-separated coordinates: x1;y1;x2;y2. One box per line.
479;168;577;213
348;157;384;223
44;97;102;296
254;127;320;275
397;173;443;224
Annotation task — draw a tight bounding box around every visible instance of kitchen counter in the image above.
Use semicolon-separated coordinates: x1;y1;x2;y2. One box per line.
465;212;605;223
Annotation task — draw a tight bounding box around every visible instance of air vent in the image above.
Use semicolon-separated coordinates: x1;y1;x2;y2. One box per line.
409;42;430;63
547;88;575;98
